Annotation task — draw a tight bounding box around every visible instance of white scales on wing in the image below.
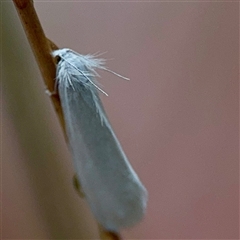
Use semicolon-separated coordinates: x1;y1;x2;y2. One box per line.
52;48;148;232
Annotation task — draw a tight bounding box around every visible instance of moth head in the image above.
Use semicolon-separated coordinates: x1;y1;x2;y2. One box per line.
52;48;70;63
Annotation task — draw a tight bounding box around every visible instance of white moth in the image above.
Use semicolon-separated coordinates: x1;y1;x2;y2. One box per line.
52;48;148;232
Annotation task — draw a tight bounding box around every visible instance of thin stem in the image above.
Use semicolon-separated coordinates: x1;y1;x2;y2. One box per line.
98;224;122;240
13;0;65;135
12;1;122;239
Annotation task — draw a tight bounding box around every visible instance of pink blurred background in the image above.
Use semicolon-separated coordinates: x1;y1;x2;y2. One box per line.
2;1;239;239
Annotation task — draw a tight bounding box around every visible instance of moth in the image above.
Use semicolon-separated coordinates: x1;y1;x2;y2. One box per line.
52;48;148;231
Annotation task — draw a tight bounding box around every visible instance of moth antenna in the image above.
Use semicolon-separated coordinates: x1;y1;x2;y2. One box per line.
67;49;129;81
102;67;130;81
92;51;108;58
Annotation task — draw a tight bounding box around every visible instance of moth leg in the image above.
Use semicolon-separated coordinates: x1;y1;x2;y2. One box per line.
73;174;85;198
45;89;57;96
45;78;58;96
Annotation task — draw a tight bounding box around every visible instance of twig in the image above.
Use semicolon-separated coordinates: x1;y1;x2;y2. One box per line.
98;225;122;240
13;0;122;239
12;0;66;135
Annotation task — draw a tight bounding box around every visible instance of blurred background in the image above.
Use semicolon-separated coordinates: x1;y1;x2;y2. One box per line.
2;1;239;239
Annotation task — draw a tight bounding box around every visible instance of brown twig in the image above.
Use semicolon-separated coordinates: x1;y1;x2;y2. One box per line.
98;225;122;240
13;0;66;135
13;0;122;239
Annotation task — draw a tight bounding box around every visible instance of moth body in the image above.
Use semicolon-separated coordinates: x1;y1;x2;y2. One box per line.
52;48;148;231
